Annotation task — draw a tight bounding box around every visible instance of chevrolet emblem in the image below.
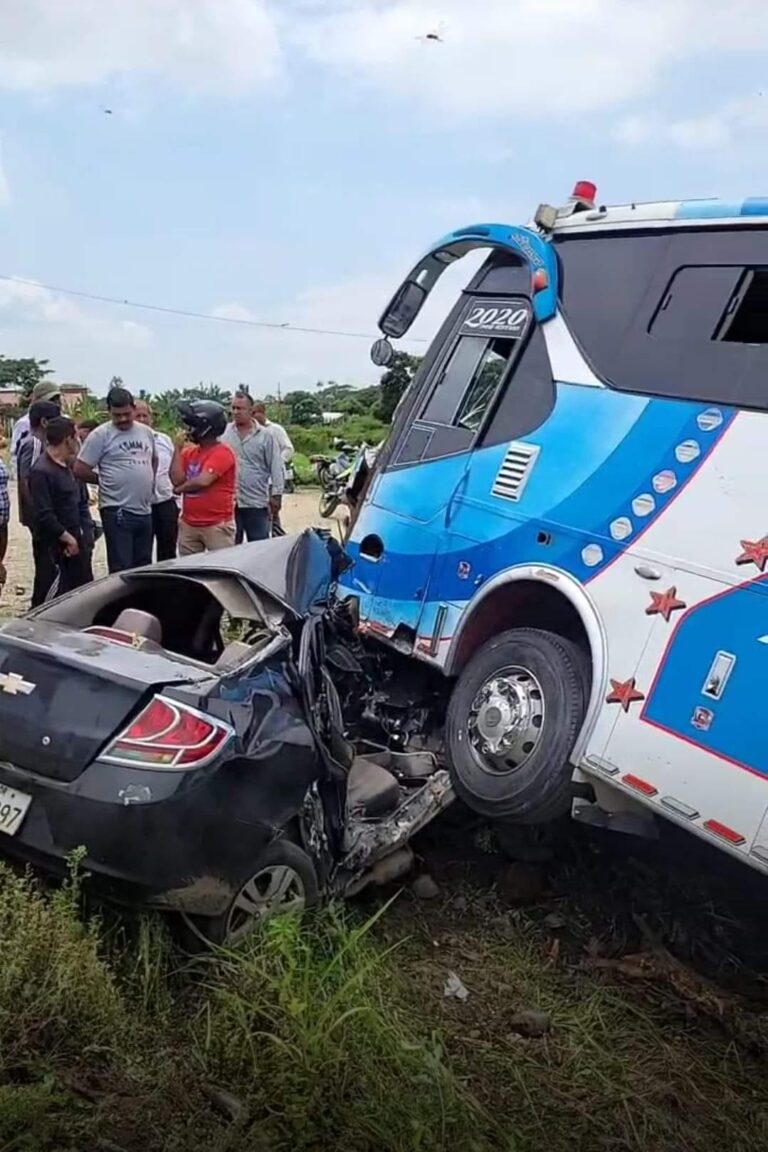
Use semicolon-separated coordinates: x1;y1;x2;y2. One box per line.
0;672;36;697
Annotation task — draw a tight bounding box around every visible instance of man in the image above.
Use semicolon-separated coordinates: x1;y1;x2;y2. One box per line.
28;416;88;604
0;456;8;602
11;380;62;472
170;399;236;555
74;386;157;573
75;418;100;443
17;399;62;534
224;393;284;542
253;400;292;534
134;399;178;560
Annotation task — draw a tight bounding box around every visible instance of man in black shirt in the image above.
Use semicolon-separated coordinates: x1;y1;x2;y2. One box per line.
29;416;88;604
17;399;61;534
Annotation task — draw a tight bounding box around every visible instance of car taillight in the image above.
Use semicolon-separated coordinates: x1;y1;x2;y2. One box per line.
102;695;233;769
83;626;138;647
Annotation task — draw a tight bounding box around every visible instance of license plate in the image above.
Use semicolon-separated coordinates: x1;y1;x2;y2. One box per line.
0;783;32;837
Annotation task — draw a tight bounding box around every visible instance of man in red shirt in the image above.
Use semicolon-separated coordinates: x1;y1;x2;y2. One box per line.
170;400;236;555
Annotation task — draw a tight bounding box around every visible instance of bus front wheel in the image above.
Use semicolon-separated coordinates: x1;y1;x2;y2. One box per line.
446;628;588;824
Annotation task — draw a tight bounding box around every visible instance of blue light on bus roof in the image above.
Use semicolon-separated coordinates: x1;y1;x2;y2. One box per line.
676;198;768;220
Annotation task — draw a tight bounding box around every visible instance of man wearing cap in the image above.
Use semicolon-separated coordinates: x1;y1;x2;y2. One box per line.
10;381;62;472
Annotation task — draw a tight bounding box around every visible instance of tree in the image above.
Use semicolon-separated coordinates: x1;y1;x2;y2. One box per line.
0;356;54;406
376;353;422;423
285;391;322;426
150;384;233;430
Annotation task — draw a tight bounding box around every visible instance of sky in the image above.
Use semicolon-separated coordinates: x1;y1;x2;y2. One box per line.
0;0;767;397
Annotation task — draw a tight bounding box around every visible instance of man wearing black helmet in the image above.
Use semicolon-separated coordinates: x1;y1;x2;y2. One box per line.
170;399;236;555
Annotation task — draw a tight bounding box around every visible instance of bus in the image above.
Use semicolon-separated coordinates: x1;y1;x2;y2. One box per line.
340;181;768;872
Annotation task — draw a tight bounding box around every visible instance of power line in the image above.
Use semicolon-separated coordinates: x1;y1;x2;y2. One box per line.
0;273;428;344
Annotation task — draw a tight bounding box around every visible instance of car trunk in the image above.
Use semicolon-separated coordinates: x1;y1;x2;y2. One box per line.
0;619;213;783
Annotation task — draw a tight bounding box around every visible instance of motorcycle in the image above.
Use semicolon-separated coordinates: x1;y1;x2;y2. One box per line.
345;442;381;516
312;444;357;519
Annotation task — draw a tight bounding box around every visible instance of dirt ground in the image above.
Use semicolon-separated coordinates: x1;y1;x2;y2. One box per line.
0;483;337;616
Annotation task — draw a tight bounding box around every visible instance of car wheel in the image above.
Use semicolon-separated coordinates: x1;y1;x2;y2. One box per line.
181;841;320;950
446;629;589;824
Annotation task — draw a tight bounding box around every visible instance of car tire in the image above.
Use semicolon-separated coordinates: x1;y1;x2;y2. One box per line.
179;840;320;950
446;628;589;824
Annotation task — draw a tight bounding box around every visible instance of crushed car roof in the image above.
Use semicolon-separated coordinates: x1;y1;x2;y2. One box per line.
148;529;337;618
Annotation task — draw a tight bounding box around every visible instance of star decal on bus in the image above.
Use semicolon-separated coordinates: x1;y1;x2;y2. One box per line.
606;677;645;713
735;536;768;572
645;587;686;622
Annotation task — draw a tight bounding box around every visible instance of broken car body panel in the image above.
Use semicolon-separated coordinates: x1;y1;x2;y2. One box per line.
0;530;450;921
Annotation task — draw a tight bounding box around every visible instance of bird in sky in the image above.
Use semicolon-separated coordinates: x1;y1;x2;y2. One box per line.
416;22;447;44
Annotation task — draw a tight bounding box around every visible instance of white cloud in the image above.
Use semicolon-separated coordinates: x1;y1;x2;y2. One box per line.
0;278;153;347
289;0;768;119
209;252;484;391
0;0;281;94
615;95;768;150
0;142;9;206
211;302;260;323
4;0;768;120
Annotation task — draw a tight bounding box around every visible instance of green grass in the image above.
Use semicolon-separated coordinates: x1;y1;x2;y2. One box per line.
1;855;767;1151
382;889;768;1152
0;865;509;1152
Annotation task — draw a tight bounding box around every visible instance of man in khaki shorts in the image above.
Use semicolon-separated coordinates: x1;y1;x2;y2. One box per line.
170;400;236;555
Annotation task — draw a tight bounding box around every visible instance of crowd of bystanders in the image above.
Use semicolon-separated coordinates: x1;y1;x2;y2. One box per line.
0;383;294;609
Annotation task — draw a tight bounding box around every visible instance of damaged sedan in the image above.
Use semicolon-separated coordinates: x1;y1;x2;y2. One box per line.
0;530;454;944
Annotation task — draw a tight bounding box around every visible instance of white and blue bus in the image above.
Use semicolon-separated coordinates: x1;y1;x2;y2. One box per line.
341;181;768;871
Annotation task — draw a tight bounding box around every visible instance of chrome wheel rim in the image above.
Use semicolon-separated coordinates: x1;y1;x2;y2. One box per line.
467;665;545;774
225;864;306;945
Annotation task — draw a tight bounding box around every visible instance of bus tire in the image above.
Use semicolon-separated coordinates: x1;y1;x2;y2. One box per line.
446;628;588;824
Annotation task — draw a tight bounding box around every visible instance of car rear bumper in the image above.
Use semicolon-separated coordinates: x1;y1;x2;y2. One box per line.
0;756;281;917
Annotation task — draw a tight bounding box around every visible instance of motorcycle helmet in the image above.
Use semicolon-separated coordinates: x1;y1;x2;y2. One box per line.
177;399;227;444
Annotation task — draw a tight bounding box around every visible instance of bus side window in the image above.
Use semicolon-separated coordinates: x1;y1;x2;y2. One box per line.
454;339;517;432
421;336;487;425
479;327;556;447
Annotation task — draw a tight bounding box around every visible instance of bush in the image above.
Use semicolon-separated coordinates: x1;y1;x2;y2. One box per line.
0;863;124;1066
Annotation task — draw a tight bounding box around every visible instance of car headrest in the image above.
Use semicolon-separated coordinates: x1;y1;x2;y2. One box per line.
112;608;163;644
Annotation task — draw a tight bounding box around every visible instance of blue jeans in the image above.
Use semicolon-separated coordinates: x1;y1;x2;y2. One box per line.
235;505;271;543
101;507;153;573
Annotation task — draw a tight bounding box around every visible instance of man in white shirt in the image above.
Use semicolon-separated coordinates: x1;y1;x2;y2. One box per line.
135;399;178;560
252;401;293;465
252;401;293;533
11;381;62;474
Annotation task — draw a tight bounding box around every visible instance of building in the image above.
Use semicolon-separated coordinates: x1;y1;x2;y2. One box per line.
59;383;89;411
0;387;22;409
0;382;89;411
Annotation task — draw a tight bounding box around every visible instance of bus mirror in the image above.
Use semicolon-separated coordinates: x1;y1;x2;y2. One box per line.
370;337;394;368
380;280;427;338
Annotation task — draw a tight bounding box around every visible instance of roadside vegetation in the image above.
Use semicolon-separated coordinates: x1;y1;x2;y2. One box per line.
0;354;424;486
0;862;507;1152
2;831;767;1152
